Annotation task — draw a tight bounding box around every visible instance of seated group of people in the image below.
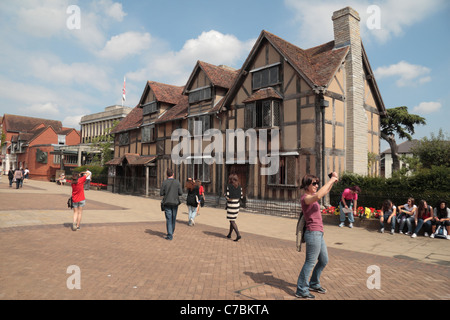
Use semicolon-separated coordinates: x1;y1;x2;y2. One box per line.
379;198;450;239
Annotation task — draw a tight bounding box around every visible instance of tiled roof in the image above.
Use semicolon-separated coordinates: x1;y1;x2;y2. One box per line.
3;114;62;133
197;61;239;89
242;87;283;103
156;95;189;123
105;154;156;166
381;140;419;154
145;81;184;105
111;106;143;134
263;31;349;87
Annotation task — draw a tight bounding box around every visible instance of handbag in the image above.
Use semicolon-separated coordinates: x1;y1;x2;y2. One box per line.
67;197;73;209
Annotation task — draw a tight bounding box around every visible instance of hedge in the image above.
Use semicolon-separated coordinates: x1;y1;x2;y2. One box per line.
330;166;450;209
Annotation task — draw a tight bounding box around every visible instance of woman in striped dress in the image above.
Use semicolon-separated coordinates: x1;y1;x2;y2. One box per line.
226;174;243;242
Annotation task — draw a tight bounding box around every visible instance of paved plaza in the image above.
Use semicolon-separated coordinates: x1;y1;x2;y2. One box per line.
0;178;449;303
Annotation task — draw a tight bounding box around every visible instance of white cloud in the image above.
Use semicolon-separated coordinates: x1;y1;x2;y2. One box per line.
98;31;152;60
374;61;431;87
127;30;255;85
24;102;60;116
63;115;83;129
28;55;112;92
14;0;70;38
412;101;442;114
98;0;127;22
284;0;446;46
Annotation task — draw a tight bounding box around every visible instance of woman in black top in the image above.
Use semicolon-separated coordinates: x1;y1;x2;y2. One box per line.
225;174;243;241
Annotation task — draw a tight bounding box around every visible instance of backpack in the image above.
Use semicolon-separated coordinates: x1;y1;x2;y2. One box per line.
434;223;448;239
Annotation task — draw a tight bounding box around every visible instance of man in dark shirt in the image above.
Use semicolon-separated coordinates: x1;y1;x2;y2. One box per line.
160;168;182;240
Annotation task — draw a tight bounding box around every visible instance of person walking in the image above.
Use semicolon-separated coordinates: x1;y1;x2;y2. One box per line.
196;179;205;215
295;172;338;299
225;173;243;242
186;178;199;226
71;170;91;231
14;168;23;189
8;168;14;188
160;168;182;240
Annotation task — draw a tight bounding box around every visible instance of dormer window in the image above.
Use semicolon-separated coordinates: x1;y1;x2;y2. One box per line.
142;101;158;115
251;63;280;90
188;86;212;104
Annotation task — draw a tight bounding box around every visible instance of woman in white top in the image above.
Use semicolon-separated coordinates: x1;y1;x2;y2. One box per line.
397;198;416;234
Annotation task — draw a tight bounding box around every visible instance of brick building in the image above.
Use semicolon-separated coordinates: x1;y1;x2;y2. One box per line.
1;114;80;181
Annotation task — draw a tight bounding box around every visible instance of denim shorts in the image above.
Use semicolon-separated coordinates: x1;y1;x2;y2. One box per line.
73;200;86;208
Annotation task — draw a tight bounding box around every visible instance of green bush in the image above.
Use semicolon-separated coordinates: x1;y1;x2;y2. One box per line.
72;165;108;184
330;166;449;210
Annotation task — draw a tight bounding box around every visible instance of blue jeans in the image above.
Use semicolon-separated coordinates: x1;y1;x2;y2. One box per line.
188;205;197;223
296;230;329;296
339;202;354;223
164;205;178;240
380;213;396;230
413;219;432;235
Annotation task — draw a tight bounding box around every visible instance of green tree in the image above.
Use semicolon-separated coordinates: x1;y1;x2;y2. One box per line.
411;129;450;168
381;106;426;172
89;120;119;166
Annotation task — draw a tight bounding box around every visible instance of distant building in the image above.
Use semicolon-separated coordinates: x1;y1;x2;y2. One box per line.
80;105;132;144
380;140;418;178
1;114;80;180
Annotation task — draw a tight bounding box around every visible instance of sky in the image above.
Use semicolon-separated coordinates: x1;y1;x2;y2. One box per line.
0;0;449;152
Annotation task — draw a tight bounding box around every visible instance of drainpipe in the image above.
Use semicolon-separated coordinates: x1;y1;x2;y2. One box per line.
215;111;222;206
318;90;329;206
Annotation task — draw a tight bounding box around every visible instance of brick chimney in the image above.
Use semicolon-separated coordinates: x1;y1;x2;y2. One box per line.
332;7;367;175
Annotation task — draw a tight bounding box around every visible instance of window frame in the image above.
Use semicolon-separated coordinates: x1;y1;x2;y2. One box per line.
244;100;281;129
251;63;280;90
188;86;212;104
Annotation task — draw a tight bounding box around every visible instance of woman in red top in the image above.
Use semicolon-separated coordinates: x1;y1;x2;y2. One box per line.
411;200;433;238
71;171;90;231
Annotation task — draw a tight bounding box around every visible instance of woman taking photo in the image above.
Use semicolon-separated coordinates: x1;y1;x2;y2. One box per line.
71;170;90;231
296;172;338;299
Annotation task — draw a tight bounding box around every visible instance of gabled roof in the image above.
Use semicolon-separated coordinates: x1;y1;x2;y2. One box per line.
263;31;349;88
3;114;62;133
156;95;189;124
139;81;184;106
183;61;239;95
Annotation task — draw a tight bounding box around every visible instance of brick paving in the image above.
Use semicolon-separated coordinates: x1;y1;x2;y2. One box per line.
0;179;449;303
1;221;449;301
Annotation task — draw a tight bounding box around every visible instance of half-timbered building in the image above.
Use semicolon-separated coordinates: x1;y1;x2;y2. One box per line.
107;7;386;205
